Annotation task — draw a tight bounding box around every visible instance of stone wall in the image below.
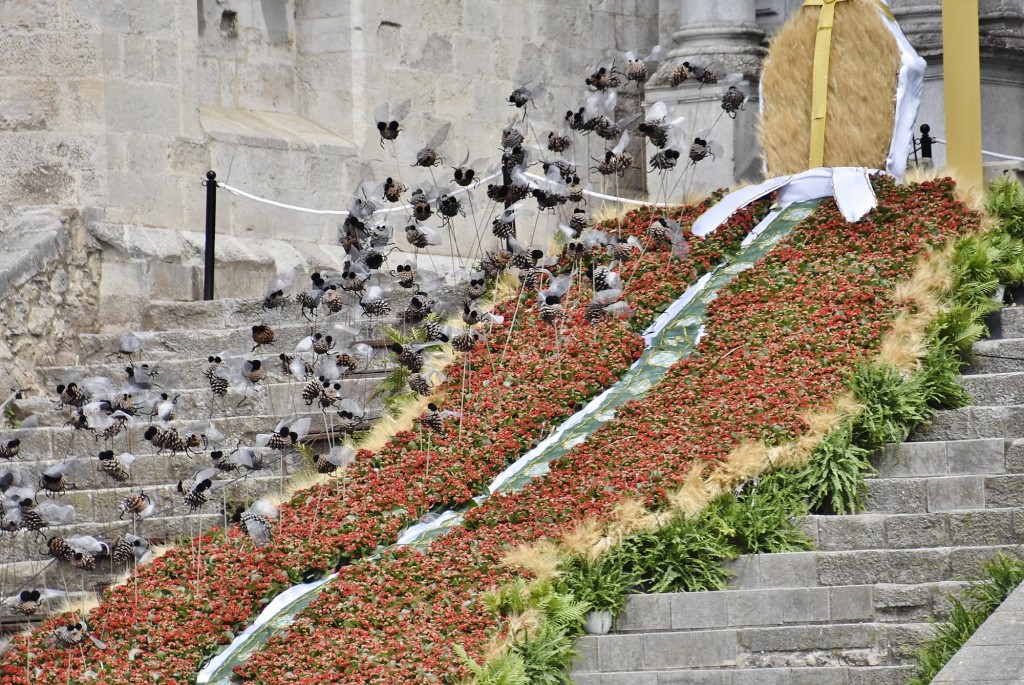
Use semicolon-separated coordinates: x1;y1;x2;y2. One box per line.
0;209;101;393
1;0;1023;330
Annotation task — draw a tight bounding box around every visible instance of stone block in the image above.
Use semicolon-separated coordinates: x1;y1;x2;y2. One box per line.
296;15;349;55
571;636;598;672
927;476;986;512
657;670;734;685
1000;306;1024;338
934;645;1024;681
104;80;180;134
946;437;1007;474
985;474;1024;508
816;515;884;551
45;31;100;77
1006;438;1024;473
0;0;60;27
758;552;817;588
105;171;186;227
150;262;198;301
873;583;934;614
817;550;887;586
723;554;767;593
791;516;818;547
643;630;736;669
884;623;935;660
596;634;644;672
948;509;1018;546
885;513;949;549
949;546;1024;579
780;587;830;624
615;593;670;632
910;409;971;442
887;549;953;584
879;441;947;477
974;405;1024;439
738;623;876;652
830;585;874;621
727;589;784;627
597;674;658;685
669;591;728;630
865;478;927;514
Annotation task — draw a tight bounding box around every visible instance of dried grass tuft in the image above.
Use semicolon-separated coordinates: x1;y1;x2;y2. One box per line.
501;539;562;581
666;464;717;518
55;593;100;619
560;518;605;561
760;0;901;175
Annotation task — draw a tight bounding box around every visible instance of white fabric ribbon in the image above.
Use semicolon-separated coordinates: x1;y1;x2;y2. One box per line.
691;166;879;238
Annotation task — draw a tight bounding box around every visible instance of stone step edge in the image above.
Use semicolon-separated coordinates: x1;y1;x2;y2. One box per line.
571;621;933;673
569;665;916;677
611;581;966;634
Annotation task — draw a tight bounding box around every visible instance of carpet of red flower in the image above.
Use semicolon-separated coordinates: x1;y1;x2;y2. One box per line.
0;197;767;683
229;177;980;684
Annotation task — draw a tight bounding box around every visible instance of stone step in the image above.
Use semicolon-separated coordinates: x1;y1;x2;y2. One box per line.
570;665;915;685
966;338;1024;374
996;305;1024;340
872;438;1010;478
0;514;229;592
725;545;1024;590
865;472;1024;513
797;508;1024;551
5;435;316;493
1;474;288;564
75;317;403;363
142;298;267;331
571;621;932;672
34;355;392;394
609;582;966;635
0;410;369;460
961;371;1024;405
909;405;1024;441
16;376;385;428
0;512;225;564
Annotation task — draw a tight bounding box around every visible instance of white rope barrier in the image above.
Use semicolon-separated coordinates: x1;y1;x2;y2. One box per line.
932;138;1024;163
216;169;676;218
217;171;504;217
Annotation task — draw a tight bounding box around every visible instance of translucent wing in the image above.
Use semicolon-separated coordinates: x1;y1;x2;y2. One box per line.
593;288;624;305
647;101;668;121
265;268;297;296
247;497;278;519
612;131;631;156
35;501;77;525
67;534;108;555
426;122;451;151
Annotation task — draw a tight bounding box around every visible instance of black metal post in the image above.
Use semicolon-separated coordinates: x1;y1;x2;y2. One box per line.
919;124;933;160
203;170;217;300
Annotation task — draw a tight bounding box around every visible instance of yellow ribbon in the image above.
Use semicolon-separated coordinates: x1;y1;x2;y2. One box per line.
802;0;896;168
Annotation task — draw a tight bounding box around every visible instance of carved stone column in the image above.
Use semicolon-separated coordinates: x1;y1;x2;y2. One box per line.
663;0;767;81
645;0;767;196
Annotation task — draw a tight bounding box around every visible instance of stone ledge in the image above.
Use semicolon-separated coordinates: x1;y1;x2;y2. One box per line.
200;105;358;156
932;578;1024;684
0;208;73;301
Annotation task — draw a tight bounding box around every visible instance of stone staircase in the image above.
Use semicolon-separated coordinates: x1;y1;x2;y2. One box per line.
570;306;1024;684
0;291;427;627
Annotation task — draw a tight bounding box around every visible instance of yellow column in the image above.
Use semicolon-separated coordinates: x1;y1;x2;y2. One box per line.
942;0;983;189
